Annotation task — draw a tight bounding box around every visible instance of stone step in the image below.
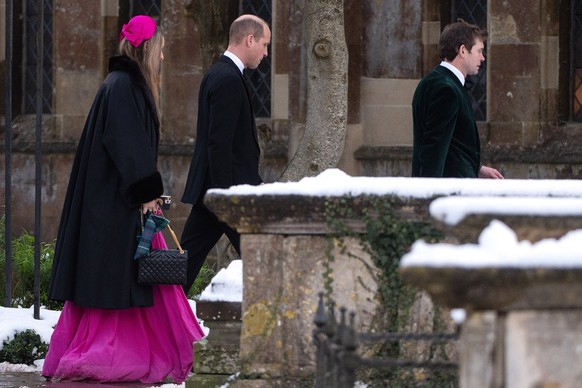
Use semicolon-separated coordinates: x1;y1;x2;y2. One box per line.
197;300;241;321
192;300;242;378
186;373;235;388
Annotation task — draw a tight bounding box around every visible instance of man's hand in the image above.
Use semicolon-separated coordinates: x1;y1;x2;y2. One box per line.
479;165;504;179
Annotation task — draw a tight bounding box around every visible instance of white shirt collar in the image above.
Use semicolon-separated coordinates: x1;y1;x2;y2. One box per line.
224;50;244;74
440;61;465;86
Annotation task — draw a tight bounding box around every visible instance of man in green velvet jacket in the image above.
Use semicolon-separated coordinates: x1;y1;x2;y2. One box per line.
412;19;503;179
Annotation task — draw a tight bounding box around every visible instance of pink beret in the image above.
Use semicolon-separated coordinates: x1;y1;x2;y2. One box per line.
120;15;157;47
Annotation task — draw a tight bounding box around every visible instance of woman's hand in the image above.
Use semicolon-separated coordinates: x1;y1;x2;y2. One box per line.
142;199;160;214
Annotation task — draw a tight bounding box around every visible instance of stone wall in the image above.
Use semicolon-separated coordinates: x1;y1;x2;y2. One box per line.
356;0;582;179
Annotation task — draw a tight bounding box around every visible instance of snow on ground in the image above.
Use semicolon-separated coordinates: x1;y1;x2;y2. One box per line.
198;259;242;302
0;305;60;348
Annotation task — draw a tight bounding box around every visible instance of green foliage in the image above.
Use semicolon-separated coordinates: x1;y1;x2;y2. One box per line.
324;196;455;387
0;217;55;366
360;198;441;332
0;329;48;365
322;236;336;300
0;217;61;310
188;262;216;299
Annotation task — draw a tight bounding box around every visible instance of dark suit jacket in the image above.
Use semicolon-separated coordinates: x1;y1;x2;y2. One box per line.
411;65;481;177
182;55;262;205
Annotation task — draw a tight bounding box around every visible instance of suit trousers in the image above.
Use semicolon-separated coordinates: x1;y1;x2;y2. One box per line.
180;202;240;294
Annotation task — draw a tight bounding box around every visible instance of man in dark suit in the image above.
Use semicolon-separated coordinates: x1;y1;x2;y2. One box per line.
412;19;503;179
180;14;270;293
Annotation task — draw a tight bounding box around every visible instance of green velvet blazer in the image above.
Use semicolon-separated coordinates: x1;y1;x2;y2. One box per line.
411;65;481;177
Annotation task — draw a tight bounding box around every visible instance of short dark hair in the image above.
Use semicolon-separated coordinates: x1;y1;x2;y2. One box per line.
438;19;488;61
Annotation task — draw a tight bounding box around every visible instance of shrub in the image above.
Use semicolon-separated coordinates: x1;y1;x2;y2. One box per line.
0;329;48;365
0;215;62;310
187;262;215;299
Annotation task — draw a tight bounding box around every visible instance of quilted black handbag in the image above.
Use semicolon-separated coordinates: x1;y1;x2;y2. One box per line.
137;214;188;286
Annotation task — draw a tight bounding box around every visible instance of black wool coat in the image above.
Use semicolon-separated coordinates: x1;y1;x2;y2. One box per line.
411;65;481;178
181;55;262;205
48;56;164;309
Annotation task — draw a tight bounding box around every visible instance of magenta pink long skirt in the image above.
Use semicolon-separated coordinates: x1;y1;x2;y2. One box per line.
42;232;205;383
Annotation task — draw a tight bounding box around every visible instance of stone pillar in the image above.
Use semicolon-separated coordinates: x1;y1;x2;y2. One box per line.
403;265;582;387
203;194;391;384
401;208;582;387
239;233;377;379
487;0;555;146
505;310;582;386
52;1;104;140
160;0;200;142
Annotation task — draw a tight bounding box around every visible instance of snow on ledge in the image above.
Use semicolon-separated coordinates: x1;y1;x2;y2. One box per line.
208;169;582;199
400;220;582;268
430;196;582;225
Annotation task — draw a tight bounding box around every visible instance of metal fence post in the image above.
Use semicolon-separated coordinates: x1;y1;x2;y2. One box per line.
327;300;339;387
338;308;358;387
313;292;328;388
4;0;14;308
33;0;44;320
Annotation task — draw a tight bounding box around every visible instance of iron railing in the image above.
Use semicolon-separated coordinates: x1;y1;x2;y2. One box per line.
313;293;459;387
3;0;45;318
4;0;15;309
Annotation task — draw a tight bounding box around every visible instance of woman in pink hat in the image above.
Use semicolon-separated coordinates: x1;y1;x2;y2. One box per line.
42;15;205;384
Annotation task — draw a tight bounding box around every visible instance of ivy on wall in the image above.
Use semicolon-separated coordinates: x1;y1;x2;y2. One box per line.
324;195;457;386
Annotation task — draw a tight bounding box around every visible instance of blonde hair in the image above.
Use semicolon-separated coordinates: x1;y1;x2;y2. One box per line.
119;28;164;114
